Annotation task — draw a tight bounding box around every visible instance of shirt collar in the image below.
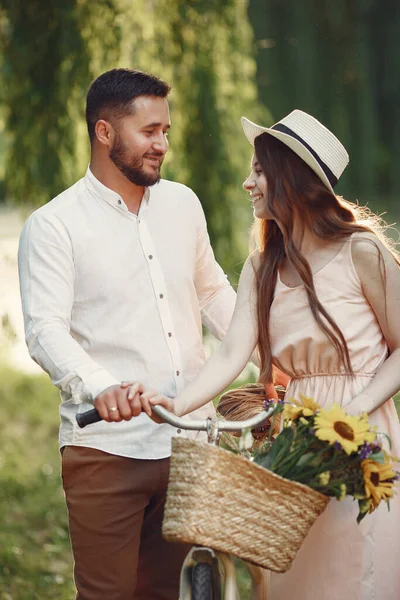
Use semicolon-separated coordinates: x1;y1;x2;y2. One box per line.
84;166;151;211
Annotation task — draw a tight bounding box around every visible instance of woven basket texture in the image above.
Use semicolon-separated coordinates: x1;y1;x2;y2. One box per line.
163;437;329;573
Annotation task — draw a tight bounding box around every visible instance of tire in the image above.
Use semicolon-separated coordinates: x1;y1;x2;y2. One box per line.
191;562;214;600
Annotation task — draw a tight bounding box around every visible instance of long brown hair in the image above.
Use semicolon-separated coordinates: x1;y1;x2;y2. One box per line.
252;132;400;384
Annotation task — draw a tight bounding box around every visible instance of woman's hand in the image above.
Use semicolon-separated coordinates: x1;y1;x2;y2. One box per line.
120;381;175;423
142;390;175;423
120;380;153;416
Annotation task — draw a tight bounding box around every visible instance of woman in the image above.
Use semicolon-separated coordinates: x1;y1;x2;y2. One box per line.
133;110;400;599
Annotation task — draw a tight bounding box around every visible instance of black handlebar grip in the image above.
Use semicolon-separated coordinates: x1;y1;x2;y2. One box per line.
76;408;103;428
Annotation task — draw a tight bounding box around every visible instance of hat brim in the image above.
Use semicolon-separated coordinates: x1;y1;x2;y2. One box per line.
241;116;335;194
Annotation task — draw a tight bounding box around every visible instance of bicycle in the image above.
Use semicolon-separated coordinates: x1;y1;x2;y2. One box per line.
77;403;276;599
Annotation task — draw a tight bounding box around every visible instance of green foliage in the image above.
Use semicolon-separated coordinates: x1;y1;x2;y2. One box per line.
0;0;120;208
0;365;75;597
248;0;400;225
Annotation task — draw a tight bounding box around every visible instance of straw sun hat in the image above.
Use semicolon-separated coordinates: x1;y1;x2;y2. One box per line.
241;110;349;194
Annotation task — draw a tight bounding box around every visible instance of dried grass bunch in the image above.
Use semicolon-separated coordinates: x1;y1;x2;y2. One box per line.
217;383;286;446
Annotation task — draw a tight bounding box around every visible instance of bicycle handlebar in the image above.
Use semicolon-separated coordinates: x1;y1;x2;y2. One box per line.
76;404;276;432
151;405;276;431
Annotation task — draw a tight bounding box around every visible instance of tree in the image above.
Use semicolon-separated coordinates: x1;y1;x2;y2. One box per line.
0;0;120;208
248;0;400;224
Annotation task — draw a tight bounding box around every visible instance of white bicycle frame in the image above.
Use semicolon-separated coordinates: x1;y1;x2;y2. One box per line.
152;405;275;600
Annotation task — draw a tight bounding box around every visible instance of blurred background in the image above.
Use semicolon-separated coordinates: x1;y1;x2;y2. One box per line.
0;1;399;597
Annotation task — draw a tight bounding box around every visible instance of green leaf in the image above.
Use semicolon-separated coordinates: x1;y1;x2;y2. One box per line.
255;427;294;471
370;451;385;464
295;452;322;468
356;499;372;524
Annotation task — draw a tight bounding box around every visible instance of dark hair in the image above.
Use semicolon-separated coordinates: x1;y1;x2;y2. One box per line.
86;68;171;141
251;133;400;384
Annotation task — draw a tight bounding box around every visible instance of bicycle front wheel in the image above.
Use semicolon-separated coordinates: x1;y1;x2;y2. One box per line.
191;563;214;600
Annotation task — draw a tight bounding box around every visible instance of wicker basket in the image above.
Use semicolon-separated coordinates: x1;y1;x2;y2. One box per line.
163;437;329;573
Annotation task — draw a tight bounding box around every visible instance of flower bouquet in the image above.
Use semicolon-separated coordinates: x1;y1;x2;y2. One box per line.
249;395;398;523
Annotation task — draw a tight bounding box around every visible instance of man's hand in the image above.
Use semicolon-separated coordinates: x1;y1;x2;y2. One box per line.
94;382;145;423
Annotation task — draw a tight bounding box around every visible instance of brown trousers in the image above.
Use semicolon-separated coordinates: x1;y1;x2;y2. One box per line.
61;446;190;600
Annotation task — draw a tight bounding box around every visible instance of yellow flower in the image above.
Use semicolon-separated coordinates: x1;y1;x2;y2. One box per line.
338;483;347;501
318;471;331;485
362;455;396;509
313;403;376;455
358;497;374;517
283;395;320;421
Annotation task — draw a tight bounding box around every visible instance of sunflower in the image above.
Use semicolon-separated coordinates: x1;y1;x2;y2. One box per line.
313;403;376;455
283;394;320;421
362;455;397;509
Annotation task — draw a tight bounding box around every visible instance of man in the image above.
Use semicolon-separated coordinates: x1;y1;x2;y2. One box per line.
18;68;237;599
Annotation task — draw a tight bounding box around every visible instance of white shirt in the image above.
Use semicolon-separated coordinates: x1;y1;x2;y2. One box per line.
18;168;236;459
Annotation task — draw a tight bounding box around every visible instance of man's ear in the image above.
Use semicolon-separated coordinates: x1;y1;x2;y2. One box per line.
94;119;114;147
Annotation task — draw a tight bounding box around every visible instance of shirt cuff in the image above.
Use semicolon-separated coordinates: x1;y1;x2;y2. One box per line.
75;367;120;404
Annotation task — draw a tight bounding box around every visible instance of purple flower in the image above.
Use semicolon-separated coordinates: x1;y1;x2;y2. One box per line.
263;398;283;409
360;442;374;460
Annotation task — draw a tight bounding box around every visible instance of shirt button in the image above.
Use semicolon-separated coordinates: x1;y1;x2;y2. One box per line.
118;199;122;205
177;429;182;434
159;294;164;299
168;332;172;337
148;255;153;260
176;370;180;376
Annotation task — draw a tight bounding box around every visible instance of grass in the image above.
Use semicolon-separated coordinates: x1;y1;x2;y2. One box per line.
0;362;399;599
0;365;75;599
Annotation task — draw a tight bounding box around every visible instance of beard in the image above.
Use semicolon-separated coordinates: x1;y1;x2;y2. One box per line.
109;134;163;187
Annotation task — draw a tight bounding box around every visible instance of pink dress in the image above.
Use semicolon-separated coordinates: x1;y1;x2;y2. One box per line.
268;235;400;600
